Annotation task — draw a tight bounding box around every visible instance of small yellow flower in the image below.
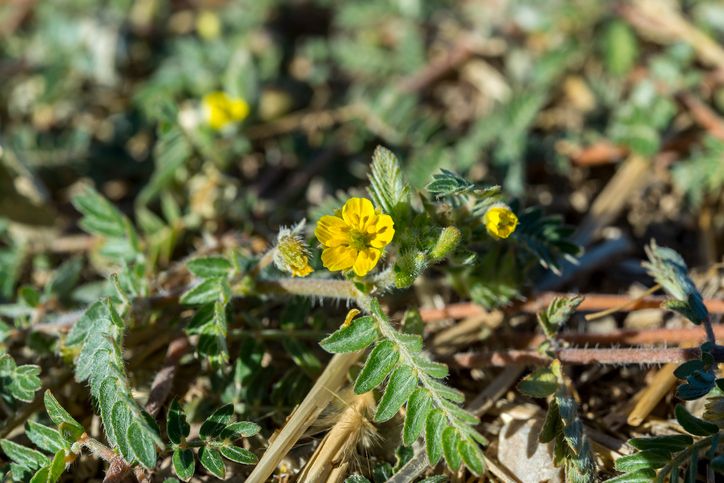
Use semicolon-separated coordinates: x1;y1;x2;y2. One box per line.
315;198;395;277
196;10;221;40
274;223;314;277
483;204;518;239
342;308;361;327
202;91;249;130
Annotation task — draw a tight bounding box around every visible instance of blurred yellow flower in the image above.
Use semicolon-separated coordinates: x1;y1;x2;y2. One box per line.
196;10;221;40
483;205;518;239
315;198;394;277
202;91;249;130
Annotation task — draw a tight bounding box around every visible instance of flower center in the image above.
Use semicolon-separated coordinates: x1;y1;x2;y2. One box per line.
348;229;372;251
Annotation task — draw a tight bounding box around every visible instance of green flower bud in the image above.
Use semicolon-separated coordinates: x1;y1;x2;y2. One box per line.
429;226;461;262
393;251;428;289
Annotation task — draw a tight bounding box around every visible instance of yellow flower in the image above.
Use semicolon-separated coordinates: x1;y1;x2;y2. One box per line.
315;198;395;277
274;223;314;277
196;10;221;40
483;204;518;239
202;91;249;130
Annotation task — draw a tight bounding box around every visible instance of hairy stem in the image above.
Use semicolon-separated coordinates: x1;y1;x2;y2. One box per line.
454;346;724;367
255;278;362;301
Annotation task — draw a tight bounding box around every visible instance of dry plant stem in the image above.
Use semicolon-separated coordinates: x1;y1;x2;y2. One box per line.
584;284;661;321
627;362;678;426
297;391;376;483
244;351;363;483
572;154;650;246
622;0;724;70
454;346;724;367
679;93;724;140
496;325;724;350
397;37;477;93
418;293;724;322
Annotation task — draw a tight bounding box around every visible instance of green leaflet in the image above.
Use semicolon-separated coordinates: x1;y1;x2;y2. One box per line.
186;256;232;278
25;422;65;454
628;435;693;453
220;445;257;465
30;450;65;483
172;449;195;482
0;354;41;403
180;278;228;305
517;366;558;398
441;427;462;471
402;388;432;446
200;404;235;439
539;398;561;444
537;296;584;337
220;421;261;440
426;378;465;404
425;410;446;466
199;446;225;479
674;405;718;436
614;450;670;472
128;420;157;470
354;340;399;394
375;365;417;422
43;391;84;443
458;439;486;476
167;400;190;445
604;468;657;483
320;316;378;353
0;439;49;470
110;400;132;461
367;146;409;219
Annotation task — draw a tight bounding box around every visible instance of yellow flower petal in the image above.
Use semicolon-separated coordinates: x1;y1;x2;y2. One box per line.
315;215;350;247
342;198;376;232
321;246;357;271
369;213;395;248
352;248;381;277
290;261;314;277
343;308;361;327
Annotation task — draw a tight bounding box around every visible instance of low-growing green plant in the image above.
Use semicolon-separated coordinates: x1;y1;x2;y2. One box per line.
1;145;579;480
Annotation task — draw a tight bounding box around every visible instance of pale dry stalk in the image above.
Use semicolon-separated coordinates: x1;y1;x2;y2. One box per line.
298;391;376;483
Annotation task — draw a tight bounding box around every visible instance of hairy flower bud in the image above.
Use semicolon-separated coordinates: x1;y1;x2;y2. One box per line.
429;226;461;261
393;251;428;289
273;221;313;277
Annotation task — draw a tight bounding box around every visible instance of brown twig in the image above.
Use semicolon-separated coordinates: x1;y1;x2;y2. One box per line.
507;325;724;348
396;36;478;93
453;346;723;367
418;292;724;322
679;93;724;140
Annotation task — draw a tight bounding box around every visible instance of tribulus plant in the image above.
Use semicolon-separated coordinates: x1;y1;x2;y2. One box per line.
1;145;577;481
